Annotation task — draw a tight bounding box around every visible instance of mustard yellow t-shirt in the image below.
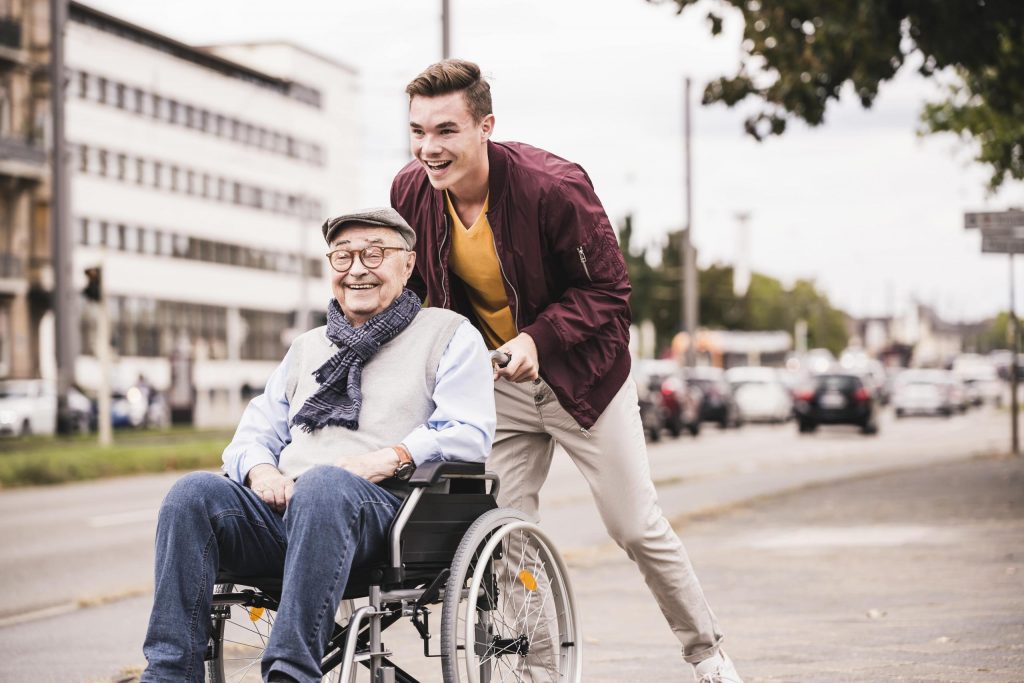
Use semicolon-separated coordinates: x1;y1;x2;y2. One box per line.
446;193;517;349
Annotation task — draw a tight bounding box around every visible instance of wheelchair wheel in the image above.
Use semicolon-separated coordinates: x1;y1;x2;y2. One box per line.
440;508;582;683
207;583;346;683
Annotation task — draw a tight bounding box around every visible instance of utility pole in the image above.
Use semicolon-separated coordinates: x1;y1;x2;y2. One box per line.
441;0;451;59
49;0;76;432
1011;251;1019;455
681;77;698;367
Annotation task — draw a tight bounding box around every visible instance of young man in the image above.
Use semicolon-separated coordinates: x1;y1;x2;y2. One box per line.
140;208;494;682
391;60;744;683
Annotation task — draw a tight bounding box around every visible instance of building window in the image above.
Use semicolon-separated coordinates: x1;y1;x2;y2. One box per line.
77;71;88;99
97;77;107;104
77;145;89;173
115;83;126;109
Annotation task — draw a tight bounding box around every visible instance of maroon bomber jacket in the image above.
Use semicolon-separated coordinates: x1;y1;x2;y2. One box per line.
390;140;632;430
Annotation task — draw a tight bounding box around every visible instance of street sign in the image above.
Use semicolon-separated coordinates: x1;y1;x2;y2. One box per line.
981;234;1024;254
965;209;1024;230
980;224;1024;239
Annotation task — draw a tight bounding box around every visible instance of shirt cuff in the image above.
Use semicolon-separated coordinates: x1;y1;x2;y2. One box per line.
233;448;280;485
400;426;440;466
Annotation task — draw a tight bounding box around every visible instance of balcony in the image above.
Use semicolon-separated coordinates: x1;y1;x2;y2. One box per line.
0;135;47;182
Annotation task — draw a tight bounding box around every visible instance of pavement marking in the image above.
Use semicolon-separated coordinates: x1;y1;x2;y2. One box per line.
0;601;78;628
88;508;158;528
0;586;152;628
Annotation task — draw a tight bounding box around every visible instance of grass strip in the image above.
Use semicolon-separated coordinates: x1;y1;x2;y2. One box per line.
0;429;234;487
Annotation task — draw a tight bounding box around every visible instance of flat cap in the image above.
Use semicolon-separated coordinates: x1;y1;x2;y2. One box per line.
322;207;416;248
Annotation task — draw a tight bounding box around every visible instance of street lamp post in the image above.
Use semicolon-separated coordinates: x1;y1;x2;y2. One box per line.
49;0;77;432
681;77;698;368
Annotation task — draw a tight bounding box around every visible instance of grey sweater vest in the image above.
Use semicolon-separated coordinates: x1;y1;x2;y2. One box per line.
277;308;465;479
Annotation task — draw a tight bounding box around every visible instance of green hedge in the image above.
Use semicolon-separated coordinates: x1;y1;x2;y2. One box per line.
0;429;234;487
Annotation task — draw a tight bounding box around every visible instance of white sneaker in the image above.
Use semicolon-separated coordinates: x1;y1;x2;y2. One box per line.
693;651;744;683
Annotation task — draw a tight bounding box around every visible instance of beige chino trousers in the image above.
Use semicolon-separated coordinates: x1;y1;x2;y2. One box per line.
489;375;724;665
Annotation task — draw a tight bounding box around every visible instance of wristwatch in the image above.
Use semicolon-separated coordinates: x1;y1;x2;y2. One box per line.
392;444;416;481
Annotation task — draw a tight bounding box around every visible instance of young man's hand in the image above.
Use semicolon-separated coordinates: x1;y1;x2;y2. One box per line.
336;448;400;483
247;464;295;512
494;332;540;383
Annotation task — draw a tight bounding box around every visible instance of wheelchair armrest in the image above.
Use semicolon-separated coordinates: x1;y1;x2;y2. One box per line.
408;460;485;487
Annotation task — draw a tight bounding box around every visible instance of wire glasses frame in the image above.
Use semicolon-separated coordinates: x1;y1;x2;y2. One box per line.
325;246;407;273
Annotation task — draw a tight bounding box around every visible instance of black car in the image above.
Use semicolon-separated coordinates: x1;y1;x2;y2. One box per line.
793;373;878;435
685;367;742;429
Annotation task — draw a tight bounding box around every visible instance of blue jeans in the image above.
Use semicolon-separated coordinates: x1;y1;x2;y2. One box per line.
141;466;402;683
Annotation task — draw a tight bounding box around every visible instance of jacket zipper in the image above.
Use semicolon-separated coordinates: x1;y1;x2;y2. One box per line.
491;227;520;331
577;245;592;282
437;208;450;309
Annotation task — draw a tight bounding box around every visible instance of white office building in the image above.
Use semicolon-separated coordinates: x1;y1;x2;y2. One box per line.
65;2;358;425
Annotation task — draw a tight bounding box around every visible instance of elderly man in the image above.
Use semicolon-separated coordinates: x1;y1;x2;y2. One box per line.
140;208;494;683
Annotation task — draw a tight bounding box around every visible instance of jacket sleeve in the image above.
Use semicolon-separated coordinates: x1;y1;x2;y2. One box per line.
520;168;631;360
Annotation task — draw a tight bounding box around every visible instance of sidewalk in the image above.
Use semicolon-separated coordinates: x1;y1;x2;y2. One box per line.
575;453;1024;682
5;450;1020;682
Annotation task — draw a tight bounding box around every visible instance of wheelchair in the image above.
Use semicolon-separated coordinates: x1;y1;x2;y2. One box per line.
205;461;582;682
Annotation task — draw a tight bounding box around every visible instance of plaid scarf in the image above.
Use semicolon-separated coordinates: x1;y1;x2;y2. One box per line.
291;289;421;433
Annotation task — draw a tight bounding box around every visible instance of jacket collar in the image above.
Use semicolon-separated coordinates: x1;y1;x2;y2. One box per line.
486;140;509;208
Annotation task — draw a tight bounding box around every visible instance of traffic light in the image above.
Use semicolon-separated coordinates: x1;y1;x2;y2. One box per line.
83;266;102;302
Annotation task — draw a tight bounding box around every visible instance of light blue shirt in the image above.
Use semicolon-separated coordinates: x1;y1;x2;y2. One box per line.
222;320;496;484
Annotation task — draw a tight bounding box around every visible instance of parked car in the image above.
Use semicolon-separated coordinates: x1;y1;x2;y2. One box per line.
632;364;667;442
635;359;701;437
892;369;958;418
952;356;1003;407
793;372;879;435
725;366;792;423
111;385;171;429
0;379;57;436
684;367;742;428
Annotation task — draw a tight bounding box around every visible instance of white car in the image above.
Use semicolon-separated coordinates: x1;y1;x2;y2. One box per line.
952;357;1004;407
892;369;957;417
725;366;793;423
0;379;57;436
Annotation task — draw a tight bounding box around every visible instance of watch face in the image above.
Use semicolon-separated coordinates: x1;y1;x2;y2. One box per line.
395;462;416;481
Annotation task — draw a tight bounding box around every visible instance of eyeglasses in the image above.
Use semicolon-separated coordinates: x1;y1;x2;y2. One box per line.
325;245;407;273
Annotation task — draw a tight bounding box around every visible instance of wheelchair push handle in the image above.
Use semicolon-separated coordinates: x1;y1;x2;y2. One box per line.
490;349;511;369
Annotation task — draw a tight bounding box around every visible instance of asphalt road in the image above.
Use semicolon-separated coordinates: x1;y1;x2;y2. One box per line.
0;405;1011;681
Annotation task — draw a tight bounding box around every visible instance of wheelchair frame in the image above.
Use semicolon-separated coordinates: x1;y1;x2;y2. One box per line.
206;461;582;683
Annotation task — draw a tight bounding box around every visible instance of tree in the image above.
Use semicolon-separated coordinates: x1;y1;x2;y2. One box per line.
620;227;849;355
658;0;1024;190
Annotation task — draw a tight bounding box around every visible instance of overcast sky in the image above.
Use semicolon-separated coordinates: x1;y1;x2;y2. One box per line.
85;0;1024;323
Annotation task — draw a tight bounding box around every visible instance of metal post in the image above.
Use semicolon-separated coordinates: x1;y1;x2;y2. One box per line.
441;0;451;59
95;288;112;447
1011;252;1019;455
682;77;697;367
49;0;76;431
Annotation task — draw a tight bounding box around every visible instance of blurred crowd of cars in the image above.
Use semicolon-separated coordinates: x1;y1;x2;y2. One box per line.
632;348;1013;444
0;377;170;437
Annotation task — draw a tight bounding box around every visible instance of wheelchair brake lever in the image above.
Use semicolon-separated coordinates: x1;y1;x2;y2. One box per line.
415;567;449;608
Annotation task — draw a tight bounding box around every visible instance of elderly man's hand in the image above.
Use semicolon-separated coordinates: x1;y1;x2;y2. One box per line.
336;448;400;483
494;332;540;383
247;464;295;512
